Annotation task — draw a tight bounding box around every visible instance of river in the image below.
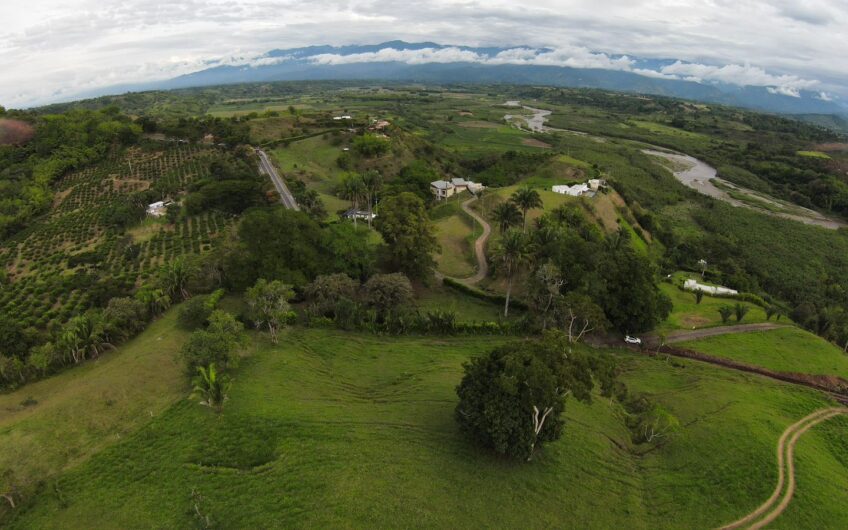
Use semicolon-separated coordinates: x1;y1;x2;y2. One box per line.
504;103;845;230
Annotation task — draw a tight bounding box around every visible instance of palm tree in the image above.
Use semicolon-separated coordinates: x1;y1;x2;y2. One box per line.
340;174;366;226
492;229;530;317
135;285;172;317
492;202;523;233
191;363;231;412
511;186;543;233
361;170;383;228
160;258;193;301
60;314;113;364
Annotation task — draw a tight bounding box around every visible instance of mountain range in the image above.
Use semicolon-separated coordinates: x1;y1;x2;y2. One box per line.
79;41;848;118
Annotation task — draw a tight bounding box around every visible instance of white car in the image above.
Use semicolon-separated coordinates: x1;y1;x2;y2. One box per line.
624;335;642;345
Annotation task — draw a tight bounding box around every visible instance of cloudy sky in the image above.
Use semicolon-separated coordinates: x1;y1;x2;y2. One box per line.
2;0;847;108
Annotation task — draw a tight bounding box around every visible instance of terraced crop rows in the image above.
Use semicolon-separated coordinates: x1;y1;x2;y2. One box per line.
0;144;235;329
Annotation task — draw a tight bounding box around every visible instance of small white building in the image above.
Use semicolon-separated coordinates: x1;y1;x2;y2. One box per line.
430;180;455;200
683;279;738;296
147;201;171;217
588;179;607;191
552;183;590;197
333;115;353;120
342;208;376;221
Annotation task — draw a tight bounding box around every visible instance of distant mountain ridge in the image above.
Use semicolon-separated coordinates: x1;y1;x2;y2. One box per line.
82;41;848;117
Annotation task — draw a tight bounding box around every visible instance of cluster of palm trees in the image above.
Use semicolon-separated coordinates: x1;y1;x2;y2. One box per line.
489;186;543;317
491;186;543;234
338;170;383;227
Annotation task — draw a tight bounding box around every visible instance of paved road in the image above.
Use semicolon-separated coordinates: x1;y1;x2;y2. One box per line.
256;148;299;210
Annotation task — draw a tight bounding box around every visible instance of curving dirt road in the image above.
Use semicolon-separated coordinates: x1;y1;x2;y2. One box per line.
437;195;492;286
718;407;848;530
458;196;491;285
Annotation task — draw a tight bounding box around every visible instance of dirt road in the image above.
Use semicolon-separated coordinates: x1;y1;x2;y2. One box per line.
646;323;788;347
438;195;491;286
718;407;848;529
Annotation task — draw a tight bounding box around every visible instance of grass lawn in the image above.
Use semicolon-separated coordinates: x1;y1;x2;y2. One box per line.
270;135;346;193
416;284;515;322
657;281;768;333
433;211;477;278
0;308;189;505
6;326;847;529
678;326;848;379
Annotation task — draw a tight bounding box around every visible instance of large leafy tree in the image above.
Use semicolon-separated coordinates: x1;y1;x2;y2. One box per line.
455;332;606;461
511;186;543;233
491;229;531;317
245;279;294;343
593;246;672;333
374;192;440;280
363;273;414;320
232;207;326;288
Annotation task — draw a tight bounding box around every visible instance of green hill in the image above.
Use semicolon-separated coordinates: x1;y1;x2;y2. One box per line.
4;319;848;528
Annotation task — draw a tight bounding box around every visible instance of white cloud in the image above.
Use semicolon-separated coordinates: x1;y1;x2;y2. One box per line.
0;0;846;108
311;47;484;65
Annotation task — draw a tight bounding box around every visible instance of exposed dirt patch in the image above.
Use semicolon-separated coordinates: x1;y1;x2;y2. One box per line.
51;188;73;208
679;314;712;328
814;142;848;152
458;111;473;116
522;138;552;148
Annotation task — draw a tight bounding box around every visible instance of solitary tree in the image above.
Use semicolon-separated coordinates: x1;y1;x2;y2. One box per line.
698;258;708;278
492;229;530;317
765;305;777;321
455;332;601;461
694;290;704;305
191;363;231;412
245;279;294;343
718;305;733;324
492;202;523;234
511;186;543;233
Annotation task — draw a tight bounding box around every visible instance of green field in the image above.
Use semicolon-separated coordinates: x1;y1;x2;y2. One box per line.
796;150;832;159
658;280;768;332
0;309;189;500
5;316;848;528
433;212;477;278
679;326;848;378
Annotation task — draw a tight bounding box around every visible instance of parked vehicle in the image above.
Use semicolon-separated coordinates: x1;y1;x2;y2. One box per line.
625;335;642;345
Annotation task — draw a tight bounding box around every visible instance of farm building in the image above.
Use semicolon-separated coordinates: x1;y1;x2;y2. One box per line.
342;208;377;221
552;183;590;196
683;279;738;296
146;201;172;217
430;180;455;200
450;177;485;194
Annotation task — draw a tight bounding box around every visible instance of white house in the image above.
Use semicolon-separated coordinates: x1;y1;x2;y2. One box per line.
552;183;590;197
342;208;377;221
430;180;455;200
588;179;607;191
147;201;171;217
683;279;738;296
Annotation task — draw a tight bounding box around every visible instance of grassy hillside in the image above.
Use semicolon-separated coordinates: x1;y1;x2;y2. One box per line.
0;308;189;510
5;324;847;528
679;326;848;379
657;281;768;332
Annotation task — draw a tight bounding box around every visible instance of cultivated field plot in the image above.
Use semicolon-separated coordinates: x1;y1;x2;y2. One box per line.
0;144;235;328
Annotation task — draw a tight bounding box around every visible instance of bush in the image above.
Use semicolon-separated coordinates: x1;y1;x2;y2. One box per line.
177;289;225;330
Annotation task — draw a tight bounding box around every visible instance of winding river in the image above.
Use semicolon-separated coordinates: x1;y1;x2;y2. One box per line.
505;103;845;230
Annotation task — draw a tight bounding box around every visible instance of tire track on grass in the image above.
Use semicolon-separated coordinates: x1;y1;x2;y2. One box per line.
718;407;847;529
